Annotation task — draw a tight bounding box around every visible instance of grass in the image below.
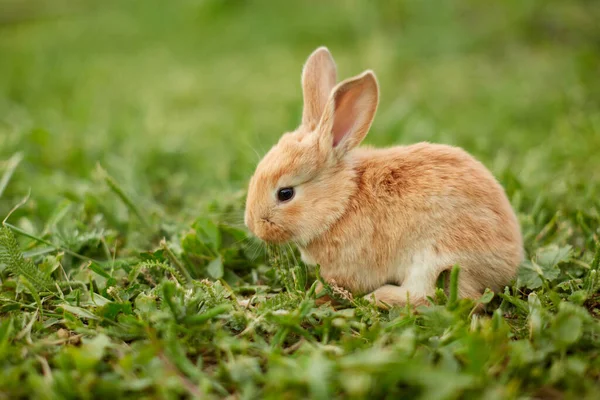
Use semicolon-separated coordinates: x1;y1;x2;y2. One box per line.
1;0;600;398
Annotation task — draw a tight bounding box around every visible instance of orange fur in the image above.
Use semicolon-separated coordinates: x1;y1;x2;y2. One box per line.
245;47;523;308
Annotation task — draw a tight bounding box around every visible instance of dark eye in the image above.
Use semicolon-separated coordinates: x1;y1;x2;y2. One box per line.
277;187;295;202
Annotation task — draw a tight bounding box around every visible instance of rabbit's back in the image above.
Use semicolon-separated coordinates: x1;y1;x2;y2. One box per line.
302;142;523;295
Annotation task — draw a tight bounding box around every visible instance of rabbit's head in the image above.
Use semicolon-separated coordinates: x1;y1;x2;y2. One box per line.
245;47;379;244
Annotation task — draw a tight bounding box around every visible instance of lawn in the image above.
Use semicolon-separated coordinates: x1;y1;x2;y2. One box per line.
1;0;600;398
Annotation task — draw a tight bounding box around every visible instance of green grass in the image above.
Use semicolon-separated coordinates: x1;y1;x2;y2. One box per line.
1;0;600;398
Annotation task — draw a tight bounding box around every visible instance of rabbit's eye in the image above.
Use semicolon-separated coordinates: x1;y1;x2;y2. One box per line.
277;187;295;202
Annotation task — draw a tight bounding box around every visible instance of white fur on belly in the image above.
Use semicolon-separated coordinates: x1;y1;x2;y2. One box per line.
299;248;317;266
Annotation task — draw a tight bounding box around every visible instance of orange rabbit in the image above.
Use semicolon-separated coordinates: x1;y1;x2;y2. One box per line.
245;47;523;307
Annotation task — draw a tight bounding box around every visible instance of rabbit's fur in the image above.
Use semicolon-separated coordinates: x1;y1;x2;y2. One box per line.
245;47;523;307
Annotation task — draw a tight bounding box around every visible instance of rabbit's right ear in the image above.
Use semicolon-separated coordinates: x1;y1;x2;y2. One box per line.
301;47;337;130
317;70;379;158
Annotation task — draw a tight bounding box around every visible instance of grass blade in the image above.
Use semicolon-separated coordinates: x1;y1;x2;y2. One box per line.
591;242;600;271
96;164;150;228
2;223;98;263
447;265;460;309
0;152;23;198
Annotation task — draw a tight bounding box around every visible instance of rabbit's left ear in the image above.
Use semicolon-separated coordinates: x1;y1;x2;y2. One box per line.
318;70;379;157
301;47;337;130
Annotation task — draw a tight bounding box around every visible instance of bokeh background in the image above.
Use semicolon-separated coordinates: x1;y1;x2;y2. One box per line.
2;2;600;398
1;0;599;232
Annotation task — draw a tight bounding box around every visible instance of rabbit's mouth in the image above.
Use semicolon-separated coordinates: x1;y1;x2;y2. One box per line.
251;217;292;244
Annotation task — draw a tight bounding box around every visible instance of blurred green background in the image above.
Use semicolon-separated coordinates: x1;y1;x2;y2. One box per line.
2;2;600;398
1;0;599;231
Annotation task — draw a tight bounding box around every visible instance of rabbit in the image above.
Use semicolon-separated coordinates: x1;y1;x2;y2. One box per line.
244;47;523;308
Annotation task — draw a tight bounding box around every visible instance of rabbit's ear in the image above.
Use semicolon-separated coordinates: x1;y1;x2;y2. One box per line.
318;70;379;157
301;47;337;130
